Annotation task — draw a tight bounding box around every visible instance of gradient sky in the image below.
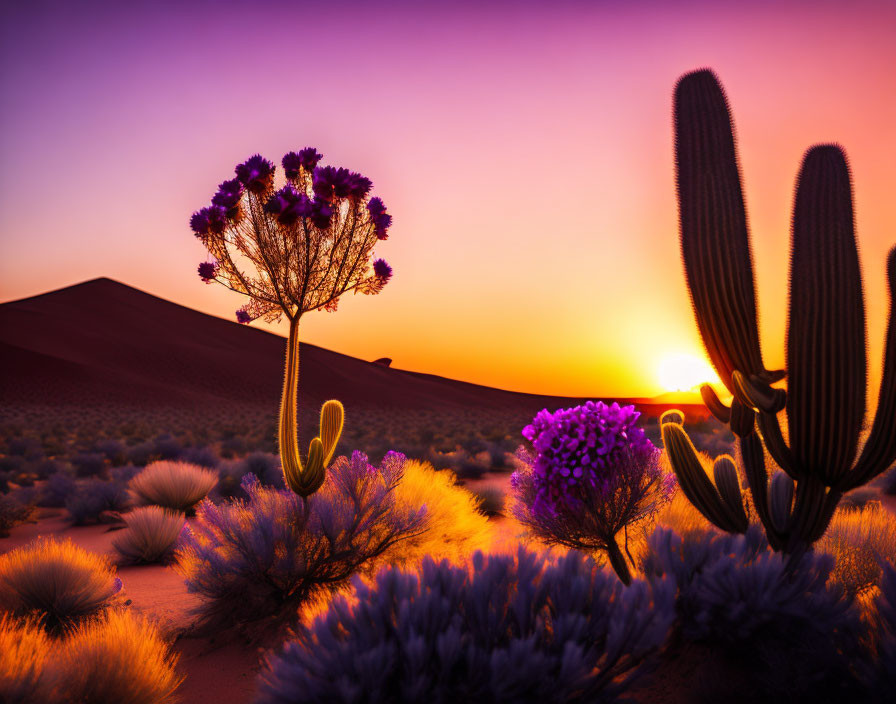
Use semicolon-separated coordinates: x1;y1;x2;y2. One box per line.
1;0;894;397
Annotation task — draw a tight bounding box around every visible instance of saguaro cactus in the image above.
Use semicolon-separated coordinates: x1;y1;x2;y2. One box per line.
190;149;394;496
663;69;896;551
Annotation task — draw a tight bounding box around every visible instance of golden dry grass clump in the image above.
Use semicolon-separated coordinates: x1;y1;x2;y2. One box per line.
112;506;186;565
818;501;896;598
54;609;182;704
373;460;492;569
0;610;182;704
0;538;121;633
0;614;50;703
130;460;217;513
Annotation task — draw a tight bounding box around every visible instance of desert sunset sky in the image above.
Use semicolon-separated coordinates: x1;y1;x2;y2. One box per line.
1;0;893;397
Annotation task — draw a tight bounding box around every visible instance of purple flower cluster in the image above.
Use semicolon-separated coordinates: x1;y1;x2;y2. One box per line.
367;197;392;239
520;401;657;514
235;154;275;193
312;165;372;201
190;205;228;237
212;178;244;214
197;261;218;283
373;258;393;282
265;186;312;226
282;148;323;179
235;308;252;324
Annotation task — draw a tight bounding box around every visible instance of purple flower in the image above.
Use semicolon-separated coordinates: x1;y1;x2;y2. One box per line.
283;148;323;178
347;172;373;199
236;309;252;324
367;197;386;217
266;186;312;226
191;205;228;237
112;577;123;594
373;258;393;282
235;154;275;193
521;401;657;513
197;261;218;282
312;165;356;201
212;178;243;209
367;198;391;239
309;198;333;229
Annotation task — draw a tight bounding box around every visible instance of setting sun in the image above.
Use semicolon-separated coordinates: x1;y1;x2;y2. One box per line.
657;353;720;392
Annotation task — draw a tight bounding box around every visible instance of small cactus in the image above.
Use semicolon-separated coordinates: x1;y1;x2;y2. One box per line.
664;69;896;552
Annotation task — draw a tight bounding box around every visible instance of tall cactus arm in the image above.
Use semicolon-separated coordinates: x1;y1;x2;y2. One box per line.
787;145;867;486
731;370;786;415
841;246;896;490
739;432;785;550
661;411;748;533
754;411;797;480
700;384;731;424
319;400;344;466
280;316;305;490
674;69;769;401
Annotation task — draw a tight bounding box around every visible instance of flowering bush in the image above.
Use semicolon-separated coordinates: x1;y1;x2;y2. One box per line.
641;526;866;701
129;460;217;513
112;506;186;565
0;538;122;634
176;451;426;639
511;401;673;584
256;547;675;704
190;148;394;499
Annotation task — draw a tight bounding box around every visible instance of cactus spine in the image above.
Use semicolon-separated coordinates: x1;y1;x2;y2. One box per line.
664;69;896;552
280;316;344;497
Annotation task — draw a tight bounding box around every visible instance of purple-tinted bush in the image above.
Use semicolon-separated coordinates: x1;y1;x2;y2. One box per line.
36;472;77;508
511;402;673;585
30;458;66;480
216;452;284;500
176;451;426;638
0;456;25;475
641;526;866;702
863;560;896;701
71;452;107;478
256;548;675;704
65;479;129;525
94;439;127;465
127;441;156;467
151;434;182;461
180;446;220;469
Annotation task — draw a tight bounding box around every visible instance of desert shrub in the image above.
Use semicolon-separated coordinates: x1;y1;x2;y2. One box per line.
94;439;127;465
65;478;130;525
374;459;491;568
176;451;426;638
455;450;492;481
126;441;156;467
256;548;675;704
0;455;26;474
219;435;247;458
861;560;896;700
36;471;77;508
30;458;67;480
130;460;217;513
216;453;286;499
27;609;183;704
70;452;107;478
0;470;9;494
112;507;186;565
109;464;141;483
512;402;673;585
641;526;865;702
0;538;121;633
0;492;35;537
818;502;896;597
180;445;220;469
0;614;51;703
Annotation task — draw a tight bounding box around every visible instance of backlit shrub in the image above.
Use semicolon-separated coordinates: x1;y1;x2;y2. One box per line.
112;506;185;565
0;614;50;703
373;459;491;568
641;526;865;701
130;460;217;513
176;451;426;638
256;548;675;704
35;471;76;508
863;560;896;700
0;538;121;633
512;402;673;584
52;610;182;704
818;502;896;598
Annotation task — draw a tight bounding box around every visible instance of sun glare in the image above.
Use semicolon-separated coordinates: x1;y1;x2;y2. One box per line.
657;353;719;393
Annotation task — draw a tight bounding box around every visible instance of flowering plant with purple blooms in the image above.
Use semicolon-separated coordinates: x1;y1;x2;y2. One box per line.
189;148;395;497
511;401;673;585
